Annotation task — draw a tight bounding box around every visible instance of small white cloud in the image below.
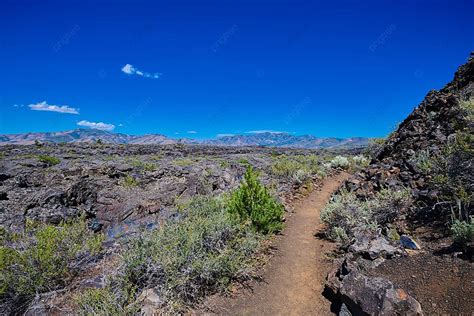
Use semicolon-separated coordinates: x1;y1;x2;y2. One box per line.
28;101;79;114
246;130;287;134
121;63;161;79
121;64;133;74
187;131;197;134
77;120;115;131
217;133;235;138
118;123;124;127
13;104;24;108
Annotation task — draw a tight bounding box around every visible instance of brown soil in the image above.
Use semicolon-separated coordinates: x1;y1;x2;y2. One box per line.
200;173;349;315
366;250;474;315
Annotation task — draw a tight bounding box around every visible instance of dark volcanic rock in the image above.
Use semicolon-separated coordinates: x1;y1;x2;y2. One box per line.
0;143;333;232
327;258;423;315
347;53;474;199
340;271;422;315
326;53;474;315
349;235;403;260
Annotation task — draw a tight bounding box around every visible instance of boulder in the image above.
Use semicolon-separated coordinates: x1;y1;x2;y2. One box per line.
382;288;423;315
340;271;423;315
349;236;402;260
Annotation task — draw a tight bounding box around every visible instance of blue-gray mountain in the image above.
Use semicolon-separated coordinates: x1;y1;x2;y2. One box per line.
0;129;369;149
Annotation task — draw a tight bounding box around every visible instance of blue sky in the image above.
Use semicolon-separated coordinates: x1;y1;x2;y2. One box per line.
0;0;473;139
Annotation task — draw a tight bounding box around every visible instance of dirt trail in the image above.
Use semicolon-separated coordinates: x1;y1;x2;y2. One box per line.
204;173;349;316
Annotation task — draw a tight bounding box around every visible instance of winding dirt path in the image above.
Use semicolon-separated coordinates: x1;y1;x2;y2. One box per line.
203;173;349;315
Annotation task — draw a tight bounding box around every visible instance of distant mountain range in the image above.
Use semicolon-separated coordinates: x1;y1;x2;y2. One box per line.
207;133;368;149
0;129;369;149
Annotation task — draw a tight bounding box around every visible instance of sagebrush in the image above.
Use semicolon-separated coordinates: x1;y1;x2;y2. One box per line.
321;188;412;242
0;218;103;314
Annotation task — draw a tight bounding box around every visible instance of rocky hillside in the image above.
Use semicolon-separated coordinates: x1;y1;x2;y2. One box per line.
348;53;473;200
0;129;368;149
323;53;473;315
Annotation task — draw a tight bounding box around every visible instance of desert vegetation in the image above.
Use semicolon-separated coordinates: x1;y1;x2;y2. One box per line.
37;154;61;166
74;167;283;313
321;188;412;242
0;218;103;313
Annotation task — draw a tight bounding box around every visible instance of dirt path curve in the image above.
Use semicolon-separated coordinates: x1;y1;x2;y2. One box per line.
204;173;349;316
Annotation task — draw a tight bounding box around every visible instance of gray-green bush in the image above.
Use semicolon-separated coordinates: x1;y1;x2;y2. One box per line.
451;216;473;245
76;196;262;314
0;218;103;313
76;168;286;313
321;188;412;242
271;154;325;181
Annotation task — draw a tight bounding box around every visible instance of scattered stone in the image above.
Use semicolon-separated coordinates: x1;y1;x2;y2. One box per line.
88;218;103;232
0;191;7;200
349;236;402;260
339;303;352;316
400;235;421;250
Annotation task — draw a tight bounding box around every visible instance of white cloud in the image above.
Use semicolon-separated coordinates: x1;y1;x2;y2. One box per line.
121;64;133;74
121;64;161;79
77;120;115;131
28;101;79;114
187;131;197;134
246;130;288;134
217;133;235;138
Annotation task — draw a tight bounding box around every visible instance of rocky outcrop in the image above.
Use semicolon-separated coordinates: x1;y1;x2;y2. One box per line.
0;143;329;234
348;236;403;260
325;53;474;315
348;53;473;201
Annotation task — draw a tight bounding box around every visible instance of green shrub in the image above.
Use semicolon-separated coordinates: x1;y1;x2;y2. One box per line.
219;159;230;169
429;131;473;218
408;149;433;174
271;155;301;177
329;226;348;242
80;196;261;313
238;158;251;166
128;158;157;172
0;218;103;306
173;158;194;167
37;155;60;166
121;175;139;187
228;167;284;234
271;154;324;181
459;98;474;123
74;287;130;316
451;216;473;245
387;228;400;241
